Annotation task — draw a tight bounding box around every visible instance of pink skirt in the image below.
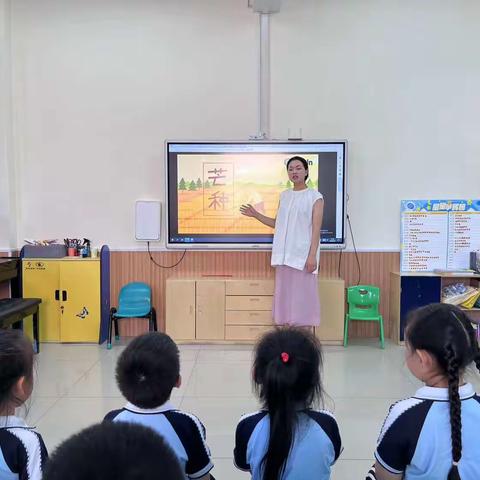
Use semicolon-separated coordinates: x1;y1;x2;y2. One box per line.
272;265;321;327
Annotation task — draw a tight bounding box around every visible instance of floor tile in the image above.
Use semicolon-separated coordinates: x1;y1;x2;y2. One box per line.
180;396;260;458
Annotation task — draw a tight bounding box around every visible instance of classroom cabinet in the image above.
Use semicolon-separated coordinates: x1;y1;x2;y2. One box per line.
23;258;102;342
390;272;480;344
166;277;345;344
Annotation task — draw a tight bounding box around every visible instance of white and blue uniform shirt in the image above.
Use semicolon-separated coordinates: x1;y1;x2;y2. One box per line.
104;402;213;479
234;409;341;480
375;383;480;480
0;416;48;480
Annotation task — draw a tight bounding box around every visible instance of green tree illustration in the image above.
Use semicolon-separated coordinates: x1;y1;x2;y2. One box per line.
178;178;187;190
188;180;196;191
196;178;202;189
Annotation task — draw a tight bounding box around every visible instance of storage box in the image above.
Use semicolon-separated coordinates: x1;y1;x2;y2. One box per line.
23;244;67;258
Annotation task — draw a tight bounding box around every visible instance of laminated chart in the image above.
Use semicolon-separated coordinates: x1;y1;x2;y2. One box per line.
401;200;480;272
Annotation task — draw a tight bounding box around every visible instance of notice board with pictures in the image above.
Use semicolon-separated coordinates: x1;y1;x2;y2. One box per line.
401;199;480;272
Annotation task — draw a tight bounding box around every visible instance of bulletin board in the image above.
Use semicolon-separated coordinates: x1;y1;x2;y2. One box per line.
401;200;480;272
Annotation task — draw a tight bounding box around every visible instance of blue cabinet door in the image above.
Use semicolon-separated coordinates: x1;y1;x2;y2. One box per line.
400;276;441;341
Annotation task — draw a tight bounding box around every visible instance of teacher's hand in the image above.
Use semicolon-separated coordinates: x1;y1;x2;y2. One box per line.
305;254;317;273
240;204;258;218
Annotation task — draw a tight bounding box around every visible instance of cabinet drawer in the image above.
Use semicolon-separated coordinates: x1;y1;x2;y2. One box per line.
225;325;272;341
226;296;273;311
226;311;273;326
225;280;274;296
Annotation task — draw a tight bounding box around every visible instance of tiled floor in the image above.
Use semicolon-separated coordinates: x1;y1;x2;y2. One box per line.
23;339;480;479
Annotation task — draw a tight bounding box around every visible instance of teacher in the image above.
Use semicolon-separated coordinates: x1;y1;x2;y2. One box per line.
240;156;324;327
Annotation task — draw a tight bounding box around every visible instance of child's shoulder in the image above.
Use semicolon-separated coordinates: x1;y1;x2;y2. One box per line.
305;408;337;420
163;409;207;434
303;409;340;435
378;396;433;440
386;396;428;420
0;425;47;456
236;410;268;432
237;410;268;424
104;408;125;422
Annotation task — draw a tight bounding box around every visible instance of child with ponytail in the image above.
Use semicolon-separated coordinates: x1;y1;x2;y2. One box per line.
372;303;480;480
0;329;48;479
234;327;342;480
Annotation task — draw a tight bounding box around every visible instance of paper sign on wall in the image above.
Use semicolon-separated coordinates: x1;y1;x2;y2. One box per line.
401;200;480;272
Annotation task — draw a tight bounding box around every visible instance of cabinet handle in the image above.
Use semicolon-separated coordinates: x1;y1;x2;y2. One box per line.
62;290;67;301
249;283;259;287
55;290;60;301
249;312;259;316
189;305;193;315
249;298;260;302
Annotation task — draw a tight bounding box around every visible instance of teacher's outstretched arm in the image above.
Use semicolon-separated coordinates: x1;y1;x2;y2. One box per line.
239;204;276;228
305;198;324;273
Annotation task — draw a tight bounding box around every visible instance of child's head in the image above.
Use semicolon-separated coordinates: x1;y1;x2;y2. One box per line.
0;330;34;414
405;303;479;382
116;332;180;409
253;327;323;480
405;303;480;480
43;422;184;480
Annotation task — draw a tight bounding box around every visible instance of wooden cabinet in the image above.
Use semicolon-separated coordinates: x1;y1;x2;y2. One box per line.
225;280;274;296
165;280;195;341
226;311;272;326
166;277;345;344
225;325;272;341
226;295;273;311
196;281;225;340
22;258;102;343
315;278;345;343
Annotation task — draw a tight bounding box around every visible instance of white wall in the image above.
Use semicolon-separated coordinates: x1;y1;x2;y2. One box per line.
271;0;480;250
0;0;17;250
8;0;480;250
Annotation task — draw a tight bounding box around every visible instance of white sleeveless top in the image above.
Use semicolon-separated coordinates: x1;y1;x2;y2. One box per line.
271;188;323;273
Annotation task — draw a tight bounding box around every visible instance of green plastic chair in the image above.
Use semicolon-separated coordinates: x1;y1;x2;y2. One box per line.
344;285;384;349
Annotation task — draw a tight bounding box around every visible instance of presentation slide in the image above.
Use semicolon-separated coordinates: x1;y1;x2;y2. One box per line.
176;153;318;235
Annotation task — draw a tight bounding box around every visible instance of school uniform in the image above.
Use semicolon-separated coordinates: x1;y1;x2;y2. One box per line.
104;401;213;479
0;416;48;480
375;383;480;479
234;409;342;480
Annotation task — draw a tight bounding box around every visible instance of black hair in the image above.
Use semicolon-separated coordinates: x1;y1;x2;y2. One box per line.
0;329;34;412
116;332;180;409
253;327;323;480
286;156;309;181
406;303;480;480
43;422;184;480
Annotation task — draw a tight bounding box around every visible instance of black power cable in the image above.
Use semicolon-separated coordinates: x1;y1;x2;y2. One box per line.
346;214;361;285
147;242;187;269
338;249;343;278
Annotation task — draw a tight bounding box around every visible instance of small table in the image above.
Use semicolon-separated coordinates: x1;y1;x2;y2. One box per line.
0;298;42;353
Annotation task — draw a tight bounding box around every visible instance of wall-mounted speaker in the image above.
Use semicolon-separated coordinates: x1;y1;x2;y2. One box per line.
135;200;161;241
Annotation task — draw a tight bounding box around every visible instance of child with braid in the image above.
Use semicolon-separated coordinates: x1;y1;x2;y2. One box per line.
370;303;480;480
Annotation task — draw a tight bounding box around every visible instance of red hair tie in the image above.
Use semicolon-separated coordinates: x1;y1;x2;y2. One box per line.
281;352;290;363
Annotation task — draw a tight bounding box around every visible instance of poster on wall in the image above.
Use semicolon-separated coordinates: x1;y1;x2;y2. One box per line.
401;199;480;272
